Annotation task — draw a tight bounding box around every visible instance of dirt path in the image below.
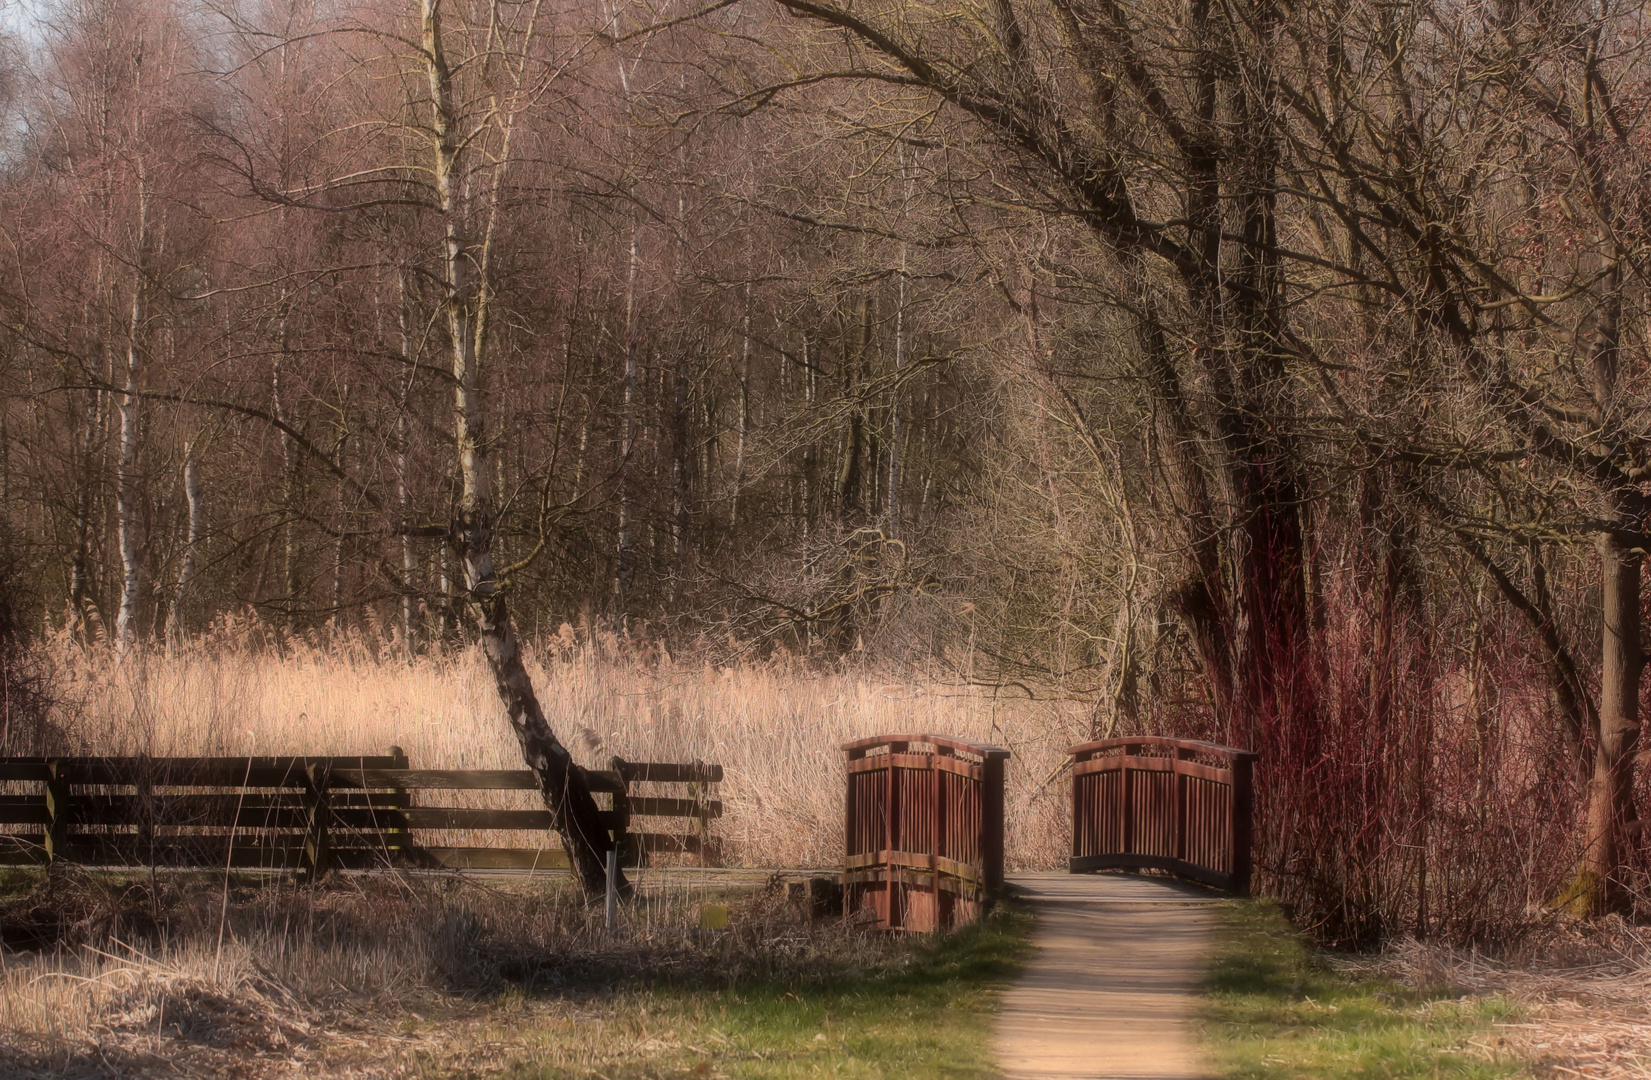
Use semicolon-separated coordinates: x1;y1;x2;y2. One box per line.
995;872;1222;1080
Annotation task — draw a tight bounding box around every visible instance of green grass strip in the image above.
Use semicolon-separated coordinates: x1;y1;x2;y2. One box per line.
1200;901;1526;1079
515;899;1033;1080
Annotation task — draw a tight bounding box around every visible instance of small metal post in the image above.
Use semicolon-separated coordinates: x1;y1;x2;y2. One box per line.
605;846;618;931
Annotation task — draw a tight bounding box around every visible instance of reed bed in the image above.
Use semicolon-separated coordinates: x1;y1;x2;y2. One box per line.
42;626;1083;871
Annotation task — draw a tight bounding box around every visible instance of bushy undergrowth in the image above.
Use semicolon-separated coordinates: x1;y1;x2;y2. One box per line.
1149;575;1600;950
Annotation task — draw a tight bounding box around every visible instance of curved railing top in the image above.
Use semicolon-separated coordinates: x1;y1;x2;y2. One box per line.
842;733;1011;761
1068;736;1258;763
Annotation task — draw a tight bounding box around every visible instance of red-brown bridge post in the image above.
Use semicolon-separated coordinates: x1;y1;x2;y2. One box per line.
1069;737;1257;894
842;734;1008;930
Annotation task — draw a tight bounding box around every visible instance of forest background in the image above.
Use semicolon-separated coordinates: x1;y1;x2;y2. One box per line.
0;0;1647;947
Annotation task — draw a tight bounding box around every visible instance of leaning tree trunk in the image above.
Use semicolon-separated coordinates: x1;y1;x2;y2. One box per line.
456;515;625;896
420;0;622;897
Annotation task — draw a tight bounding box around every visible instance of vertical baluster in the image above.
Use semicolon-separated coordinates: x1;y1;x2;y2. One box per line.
1174;751;1186;866
930;753;942;926
1123;753;1135;856
886;744;899;928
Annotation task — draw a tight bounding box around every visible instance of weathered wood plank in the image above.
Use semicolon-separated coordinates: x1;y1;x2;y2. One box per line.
45;834;308;868
405;846;571;870
628;797;723;819
615;761;723;784
328;768;540;791
0;833;47;863
0;797;48;825
395;807;553;830
634;832;710;853
54;756;404;788
58;794;406;829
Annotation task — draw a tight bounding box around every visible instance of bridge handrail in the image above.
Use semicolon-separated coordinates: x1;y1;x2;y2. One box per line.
1069;736;1259;763
1068;736;1256;894
841;733;1010;760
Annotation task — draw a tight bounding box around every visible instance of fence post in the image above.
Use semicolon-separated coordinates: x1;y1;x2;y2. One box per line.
45;759;70;864
982;750;1005;897
608;755;636;868
136;756;156;866
301;761;332;881
689;759;714;867
605;846;618;930
1230;752;1255;897
381;746;411;864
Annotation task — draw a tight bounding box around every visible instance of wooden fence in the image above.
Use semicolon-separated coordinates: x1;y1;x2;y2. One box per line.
843;734;1008;931
0;751;721;874
1069;736;1256;893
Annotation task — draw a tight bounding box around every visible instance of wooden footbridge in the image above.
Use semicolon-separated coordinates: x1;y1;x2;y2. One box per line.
842;733;1256;929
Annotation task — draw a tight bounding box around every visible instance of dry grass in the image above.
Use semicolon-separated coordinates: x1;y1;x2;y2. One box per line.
1;626;1063;1076
1352;925;1651;1078
41;622;1084;871
0;867;917;1079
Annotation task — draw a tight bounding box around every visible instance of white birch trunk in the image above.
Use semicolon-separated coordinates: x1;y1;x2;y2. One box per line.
420;0;619;896
170;440;203;647
115;171;148;656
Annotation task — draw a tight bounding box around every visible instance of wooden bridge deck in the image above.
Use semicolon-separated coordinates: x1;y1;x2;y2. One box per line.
996;872;1221;1080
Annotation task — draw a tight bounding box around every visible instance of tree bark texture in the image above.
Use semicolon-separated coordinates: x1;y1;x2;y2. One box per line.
1586;530;1641;912
421;0;621;897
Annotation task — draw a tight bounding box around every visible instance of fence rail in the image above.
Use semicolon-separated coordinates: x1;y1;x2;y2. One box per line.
1069;736;1256;893
843;734;1007;931
0;752;721;874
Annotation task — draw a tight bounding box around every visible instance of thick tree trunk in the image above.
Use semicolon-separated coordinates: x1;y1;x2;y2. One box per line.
1578;281;1641;915
1584;529;1641;913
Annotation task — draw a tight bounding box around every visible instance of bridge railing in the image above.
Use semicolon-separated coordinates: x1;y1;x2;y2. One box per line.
1069;737;1257;894
842;734;1008;931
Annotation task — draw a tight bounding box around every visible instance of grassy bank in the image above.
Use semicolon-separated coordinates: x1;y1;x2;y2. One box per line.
509;896;1033;1079
0;869;1031;1079
1200;902;1525;1079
